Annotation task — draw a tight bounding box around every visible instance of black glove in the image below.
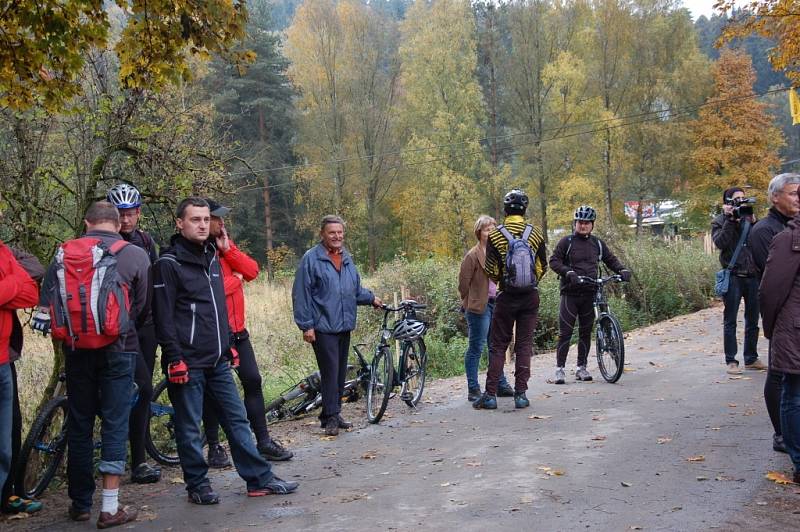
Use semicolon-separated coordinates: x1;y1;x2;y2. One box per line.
31;310;51;336
565;271;578;285
620;270;632;282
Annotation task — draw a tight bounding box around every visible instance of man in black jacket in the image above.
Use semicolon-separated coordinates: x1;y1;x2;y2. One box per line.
152;197;297;505
711;186;765;375
750;173;800;453
549;205;631;384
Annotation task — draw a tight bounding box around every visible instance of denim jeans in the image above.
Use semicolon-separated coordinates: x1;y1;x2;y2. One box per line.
780;373;800;473
722;275;759;365
65;349;135;512
167;361;274;492
464;302;509;391
0;364;12;491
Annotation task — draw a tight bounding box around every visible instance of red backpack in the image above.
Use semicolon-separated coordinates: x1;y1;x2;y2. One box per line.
49;237;133;349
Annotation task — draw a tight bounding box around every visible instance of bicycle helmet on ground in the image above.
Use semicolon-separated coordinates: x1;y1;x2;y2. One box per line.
574;205;597;222
503;189;529;213
393;319;426;341
107;183;142;209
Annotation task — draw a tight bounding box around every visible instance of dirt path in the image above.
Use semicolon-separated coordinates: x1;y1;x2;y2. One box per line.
5;306;798;531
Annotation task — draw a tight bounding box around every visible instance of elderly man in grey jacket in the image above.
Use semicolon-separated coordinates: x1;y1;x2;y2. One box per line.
292;215;382;436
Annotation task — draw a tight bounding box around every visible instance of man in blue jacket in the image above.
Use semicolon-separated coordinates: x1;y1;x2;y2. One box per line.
293;215;382;436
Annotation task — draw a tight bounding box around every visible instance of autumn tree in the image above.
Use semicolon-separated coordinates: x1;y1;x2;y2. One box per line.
689;48;784;215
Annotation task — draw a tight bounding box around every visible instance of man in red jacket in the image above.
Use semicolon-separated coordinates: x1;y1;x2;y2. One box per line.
202;199;293;465
0;241;39;501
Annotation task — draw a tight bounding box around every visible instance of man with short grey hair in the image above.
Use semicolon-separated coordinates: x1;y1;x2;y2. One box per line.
751;172;800;454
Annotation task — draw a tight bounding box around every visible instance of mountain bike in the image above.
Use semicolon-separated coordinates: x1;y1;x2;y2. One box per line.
365;300;428;424
15;374;141;498
577;274;626;383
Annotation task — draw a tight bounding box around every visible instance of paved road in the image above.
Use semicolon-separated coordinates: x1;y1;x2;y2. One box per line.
8;307;797;530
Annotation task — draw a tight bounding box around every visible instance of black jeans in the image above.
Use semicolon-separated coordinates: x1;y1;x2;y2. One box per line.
312;331;351;422
765;341;784;436
485;291;540;395
556;294;595;368
65;349;135;512
129;322;157;467
722;275;759;365
1;363;21;508
204;330;270;446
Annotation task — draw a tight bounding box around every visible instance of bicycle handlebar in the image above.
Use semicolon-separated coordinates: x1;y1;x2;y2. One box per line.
380;301;427;312
576;274;624;285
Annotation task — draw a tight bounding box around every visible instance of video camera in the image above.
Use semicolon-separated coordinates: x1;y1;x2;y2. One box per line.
725;196;756;218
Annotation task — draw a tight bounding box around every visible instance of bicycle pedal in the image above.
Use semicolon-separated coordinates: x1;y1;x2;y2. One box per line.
400;392;413;402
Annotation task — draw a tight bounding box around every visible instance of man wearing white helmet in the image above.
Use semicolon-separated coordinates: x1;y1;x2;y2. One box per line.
106;183;161;484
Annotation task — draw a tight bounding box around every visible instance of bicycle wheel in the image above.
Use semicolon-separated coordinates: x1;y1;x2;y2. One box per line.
366;347;394;424
401;339;427;407
596;314;625;383
265;384;318;424
145;379;180;466
16;396;68;498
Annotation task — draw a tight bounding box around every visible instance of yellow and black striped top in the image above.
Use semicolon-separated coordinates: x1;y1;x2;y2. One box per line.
484;215;548;291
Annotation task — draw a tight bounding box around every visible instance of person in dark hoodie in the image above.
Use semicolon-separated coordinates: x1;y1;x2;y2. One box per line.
152;197;297;505
759;208;800;484
548;205;631;384
749;173;800;454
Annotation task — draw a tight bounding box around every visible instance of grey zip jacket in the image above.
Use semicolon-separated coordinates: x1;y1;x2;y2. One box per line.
292;243;375;334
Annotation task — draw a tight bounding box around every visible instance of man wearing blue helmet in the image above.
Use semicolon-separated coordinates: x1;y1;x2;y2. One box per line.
106;183;161;484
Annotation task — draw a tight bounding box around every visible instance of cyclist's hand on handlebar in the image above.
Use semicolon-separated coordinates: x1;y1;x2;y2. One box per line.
619;270;631;282
168;360;190;384
372;296;383;308
303;328;316;344
31;309;51;336
565;271;578;285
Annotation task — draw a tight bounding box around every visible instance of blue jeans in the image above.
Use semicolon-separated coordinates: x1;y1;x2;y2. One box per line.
464;302;509;391
781;374;800;473
167;361;274;492
65;349;135;512
722;275;759;365
0;364;12;491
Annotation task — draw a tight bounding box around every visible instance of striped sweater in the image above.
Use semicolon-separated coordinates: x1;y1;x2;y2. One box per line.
484;215;548;291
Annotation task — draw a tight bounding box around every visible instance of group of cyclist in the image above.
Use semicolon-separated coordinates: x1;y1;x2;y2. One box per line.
460;190;631;409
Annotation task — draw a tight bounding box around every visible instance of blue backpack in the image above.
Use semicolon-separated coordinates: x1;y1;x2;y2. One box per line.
498;224;537;292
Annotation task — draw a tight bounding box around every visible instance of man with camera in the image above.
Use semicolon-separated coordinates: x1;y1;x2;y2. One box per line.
711;186;766;375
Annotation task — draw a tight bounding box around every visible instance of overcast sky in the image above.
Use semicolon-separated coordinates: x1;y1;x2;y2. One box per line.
679;0;720;20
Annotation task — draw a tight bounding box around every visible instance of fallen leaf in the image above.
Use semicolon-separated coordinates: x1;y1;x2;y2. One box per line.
696;476;709;481
623;367;636;372
710;427;721;431
766;471;794;485
591;435;607;441
630;527;643;530
170;477;185;484
657;437;672;444
728;403;737;408
621;481;632;487
7;513;29;520
528;414;552;420
592;416;605;421
686;455;705;462
320;435;337;441
361;450;378;460
466;461;482;467
537;466;552;472
648;361;664;368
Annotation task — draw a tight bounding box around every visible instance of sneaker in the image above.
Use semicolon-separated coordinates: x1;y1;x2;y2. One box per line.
472;393;497;410
337;415;353;429
188;485;220;505
576;366;593;381
497;384;515;397
258;439;294;461
514;392;530;409
324;417;339;436
554;367;566;385
467;387;481;402
131;462;161;484
247;476;299;497
6;496;42;514
745;359;767;371
97;506;138;529
726;362;743;375
68;504;91;522
774;433;788;454
207;443;231;469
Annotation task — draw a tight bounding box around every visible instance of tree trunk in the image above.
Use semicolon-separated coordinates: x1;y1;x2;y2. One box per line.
259;108;274;280
535;143;548;242
604;126;614;223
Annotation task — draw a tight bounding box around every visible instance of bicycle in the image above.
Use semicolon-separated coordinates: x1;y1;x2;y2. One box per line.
364;300;428;424
576;274;626;383
15;374;141;498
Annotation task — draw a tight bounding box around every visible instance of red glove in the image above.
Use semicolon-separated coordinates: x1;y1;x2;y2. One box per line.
229;346;240;369
168;360;189;384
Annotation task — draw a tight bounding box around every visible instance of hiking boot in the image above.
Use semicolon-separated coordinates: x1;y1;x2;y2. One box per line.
188;485;220;505
97;506;138;529
472;393;497;410
554;367;566;385
337;415;353;429
745;359;767;371
258;439;293;461
576;366;593;381
774;433;788;454
247;476;299;497
207;443;231;469
514;392;530;409
68;504;91;522
497;384;515;397
467;387;481;402
726;362;743;375
324;417;339;436
6;496;42;514
131;462;161;484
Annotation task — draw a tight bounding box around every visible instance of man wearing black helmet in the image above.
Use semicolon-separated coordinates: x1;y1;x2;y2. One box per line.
474;189;547;410
549;206;631;384
106;183;161;484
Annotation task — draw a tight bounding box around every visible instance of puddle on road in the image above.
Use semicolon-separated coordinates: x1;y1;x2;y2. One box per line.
262;506;307;519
